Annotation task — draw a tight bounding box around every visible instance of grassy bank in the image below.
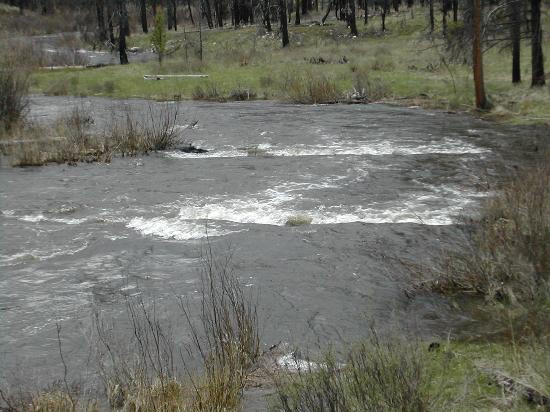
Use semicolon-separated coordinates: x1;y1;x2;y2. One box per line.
29;7;550;125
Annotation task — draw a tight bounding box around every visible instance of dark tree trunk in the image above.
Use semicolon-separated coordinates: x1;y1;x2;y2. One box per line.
278;0;289;46
139;0;148;32
348;0;357;35
96;0;107;42
204;0;214;28
322;0;332;23
187;0;195;24
122;1;130;36
216;0;224;26
233;0;240;26
302;0;307;15
452;0;457;22
118;2;128;64
510;0;521;83
381;0;388;31
173;0;178;30
167;4;173;29
429;0;434;33
107;1;116;44
363;0;367;24
295;0;300;24
530;0;545;86
263;0;272;30
472;0;488;109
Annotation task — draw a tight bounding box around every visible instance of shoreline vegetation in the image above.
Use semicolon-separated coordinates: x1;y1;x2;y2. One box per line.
0;3;548;126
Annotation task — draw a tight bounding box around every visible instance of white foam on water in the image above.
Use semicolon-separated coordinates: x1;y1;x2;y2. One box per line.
18;214;88;225
165;138;488;160
127;216;241;240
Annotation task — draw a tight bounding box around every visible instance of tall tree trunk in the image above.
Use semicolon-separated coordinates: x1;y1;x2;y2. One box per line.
363;0;367;24
139;0;148;32
348;0;357;35
302;0;307;15
118;1;128;64
322;0;332;23
278;0;289;46
233;0;240;25
530;0;545;87
187;0;195;24
510;0;521;83
122;1;130;36
381;0;388;31
173;0;178;30
96;0;107;42
429;0;434;33
107;1;116;45
452;0;457;22
263;0;272;30
203;0;214;28
167;4;173;29
472;0;488;109
295;0;300;24
216;0;224;26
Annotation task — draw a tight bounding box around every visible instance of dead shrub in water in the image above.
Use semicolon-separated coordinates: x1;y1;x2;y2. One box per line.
423;157;550;309
0;64;30;133
91;246;260;411
273;330;427;411
106;103;182;155
180;244;260;410
280;71;342;104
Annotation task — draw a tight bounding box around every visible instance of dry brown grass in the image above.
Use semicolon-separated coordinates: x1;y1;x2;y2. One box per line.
429;158;550;305
281;70;342;104
273;330;428;412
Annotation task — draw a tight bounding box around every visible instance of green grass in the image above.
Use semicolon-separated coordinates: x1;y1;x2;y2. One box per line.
29;7;550;124
272;337;550;411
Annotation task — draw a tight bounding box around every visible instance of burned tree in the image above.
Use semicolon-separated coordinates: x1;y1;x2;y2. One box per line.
139;0;148;33
278;0;290;46
348;0;358;36
530;0;545;87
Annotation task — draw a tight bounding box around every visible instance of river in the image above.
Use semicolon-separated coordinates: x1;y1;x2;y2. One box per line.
0;96;541;402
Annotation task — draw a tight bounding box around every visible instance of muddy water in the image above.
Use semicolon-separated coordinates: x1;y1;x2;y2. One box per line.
0;96;533;391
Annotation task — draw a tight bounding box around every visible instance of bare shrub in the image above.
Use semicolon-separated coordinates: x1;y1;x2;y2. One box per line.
350;68;392;101
229;85;256;101
425;158;550;306
274;330;427;411
0;64;30;133
107;103;182;154
192;82;223;101
180;244;260;410
90;245;260;411
281;71;342;104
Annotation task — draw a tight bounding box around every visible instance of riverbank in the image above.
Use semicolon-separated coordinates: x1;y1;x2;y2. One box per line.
28;8;550;126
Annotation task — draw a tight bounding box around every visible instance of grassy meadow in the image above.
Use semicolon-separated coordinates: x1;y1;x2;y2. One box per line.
28;6;550;125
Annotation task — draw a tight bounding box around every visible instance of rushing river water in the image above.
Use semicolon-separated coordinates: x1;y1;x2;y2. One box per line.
0;96;541;397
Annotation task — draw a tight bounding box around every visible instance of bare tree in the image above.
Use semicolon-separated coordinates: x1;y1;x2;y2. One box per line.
278;0;289;46
139;0;148;33
530;0;545;86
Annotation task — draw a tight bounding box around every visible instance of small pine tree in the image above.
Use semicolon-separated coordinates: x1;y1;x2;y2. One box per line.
151;9;167;64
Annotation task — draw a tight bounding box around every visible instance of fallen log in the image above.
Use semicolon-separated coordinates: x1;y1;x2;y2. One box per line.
143;74;208;80
478;366;550;407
